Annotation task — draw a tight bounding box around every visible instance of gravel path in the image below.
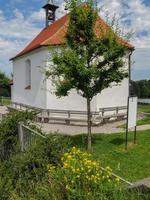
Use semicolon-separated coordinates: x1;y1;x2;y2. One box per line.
0;106;8;115
37;121;150;136
37;121;124;135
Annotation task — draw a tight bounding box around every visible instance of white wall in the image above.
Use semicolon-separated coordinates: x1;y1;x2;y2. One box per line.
12;47;129;111
12;48;48;109
97;79;128;109
46;78;97;111
96;53;129;111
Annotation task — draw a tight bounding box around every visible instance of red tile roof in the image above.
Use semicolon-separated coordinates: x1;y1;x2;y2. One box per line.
11;13;134;60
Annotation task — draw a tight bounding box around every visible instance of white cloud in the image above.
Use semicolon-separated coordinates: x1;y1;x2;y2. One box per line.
0;8;45;74
0;9;43;40
98;0;150;48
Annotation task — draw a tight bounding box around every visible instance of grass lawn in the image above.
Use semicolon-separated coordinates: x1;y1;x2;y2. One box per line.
138;104;150;113
71;130;150;182
0;97;11;106
137;115;150;126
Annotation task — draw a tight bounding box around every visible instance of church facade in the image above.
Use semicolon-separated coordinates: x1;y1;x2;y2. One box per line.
10;1;134;112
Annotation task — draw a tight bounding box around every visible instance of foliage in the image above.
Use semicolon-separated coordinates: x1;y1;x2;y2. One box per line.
0;110;35;161
0;134;70;199
0;71;11;97
46;0;130;150
131;80;150;98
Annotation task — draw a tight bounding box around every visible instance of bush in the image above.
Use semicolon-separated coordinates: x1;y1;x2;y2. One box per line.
0;134;70;199
0;110;35;161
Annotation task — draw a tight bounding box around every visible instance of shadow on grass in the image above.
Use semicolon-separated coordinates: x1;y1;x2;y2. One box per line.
109;138;125;145
70;134;103;148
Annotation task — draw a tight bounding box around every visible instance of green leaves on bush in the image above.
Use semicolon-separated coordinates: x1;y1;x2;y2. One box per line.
0;110;35;161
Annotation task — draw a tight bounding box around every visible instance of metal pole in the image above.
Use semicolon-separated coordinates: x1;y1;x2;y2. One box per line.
134;126;137;144
128;52;132;97
125;128;128;150
125;97;129;150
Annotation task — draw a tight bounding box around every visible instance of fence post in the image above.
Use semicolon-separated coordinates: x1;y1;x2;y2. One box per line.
18;122;24;152
102;109;105;116
116;107;119;115
66;111;71;125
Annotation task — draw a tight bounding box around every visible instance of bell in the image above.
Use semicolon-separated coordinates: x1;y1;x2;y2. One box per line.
47;11;54;20
42;0;59;26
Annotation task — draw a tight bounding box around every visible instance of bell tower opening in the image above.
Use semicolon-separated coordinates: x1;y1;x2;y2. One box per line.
42;0;59;27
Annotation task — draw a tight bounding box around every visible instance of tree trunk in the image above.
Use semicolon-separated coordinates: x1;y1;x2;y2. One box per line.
87;97;92;152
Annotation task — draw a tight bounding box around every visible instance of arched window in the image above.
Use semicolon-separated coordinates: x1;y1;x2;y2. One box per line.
25;59;31;89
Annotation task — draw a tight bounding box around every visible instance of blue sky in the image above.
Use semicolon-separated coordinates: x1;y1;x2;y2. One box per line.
0;0;150;80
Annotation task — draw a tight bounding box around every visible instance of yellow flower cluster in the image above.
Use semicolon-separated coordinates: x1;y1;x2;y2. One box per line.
47;164;55;173
61;147;117;192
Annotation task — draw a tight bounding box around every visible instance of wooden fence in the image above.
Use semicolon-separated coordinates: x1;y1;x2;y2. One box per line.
10;102;127;125
18;122;46;152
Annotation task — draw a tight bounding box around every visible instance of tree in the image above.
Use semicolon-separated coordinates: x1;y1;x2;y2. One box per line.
46;0;131;151
0;71;11;97
132;80;150;98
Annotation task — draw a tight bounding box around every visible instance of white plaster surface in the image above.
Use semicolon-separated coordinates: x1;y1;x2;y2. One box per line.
12;47;129;111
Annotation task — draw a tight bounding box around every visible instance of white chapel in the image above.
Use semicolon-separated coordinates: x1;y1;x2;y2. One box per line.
10;1;134;112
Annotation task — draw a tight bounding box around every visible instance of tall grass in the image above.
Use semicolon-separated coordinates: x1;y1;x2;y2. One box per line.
0;96;11;106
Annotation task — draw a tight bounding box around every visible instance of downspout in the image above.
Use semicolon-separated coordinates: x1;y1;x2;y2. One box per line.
128;50;133;97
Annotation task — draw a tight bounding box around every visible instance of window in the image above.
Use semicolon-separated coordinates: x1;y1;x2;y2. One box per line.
25;59;31;89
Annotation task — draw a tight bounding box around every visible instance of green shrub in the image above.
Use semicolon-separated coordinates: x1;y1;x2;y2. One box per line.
0;134;70;199
0;161;14;200
0;110;35;161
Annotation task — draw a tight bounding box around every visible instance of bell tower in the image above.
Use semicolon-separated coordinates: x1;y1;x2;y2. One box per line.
42;0;59;27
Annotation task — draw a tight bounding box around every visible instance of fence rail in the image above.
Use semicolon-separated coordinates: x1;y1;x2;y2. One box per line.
18;122;46;151
10;102;127;125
